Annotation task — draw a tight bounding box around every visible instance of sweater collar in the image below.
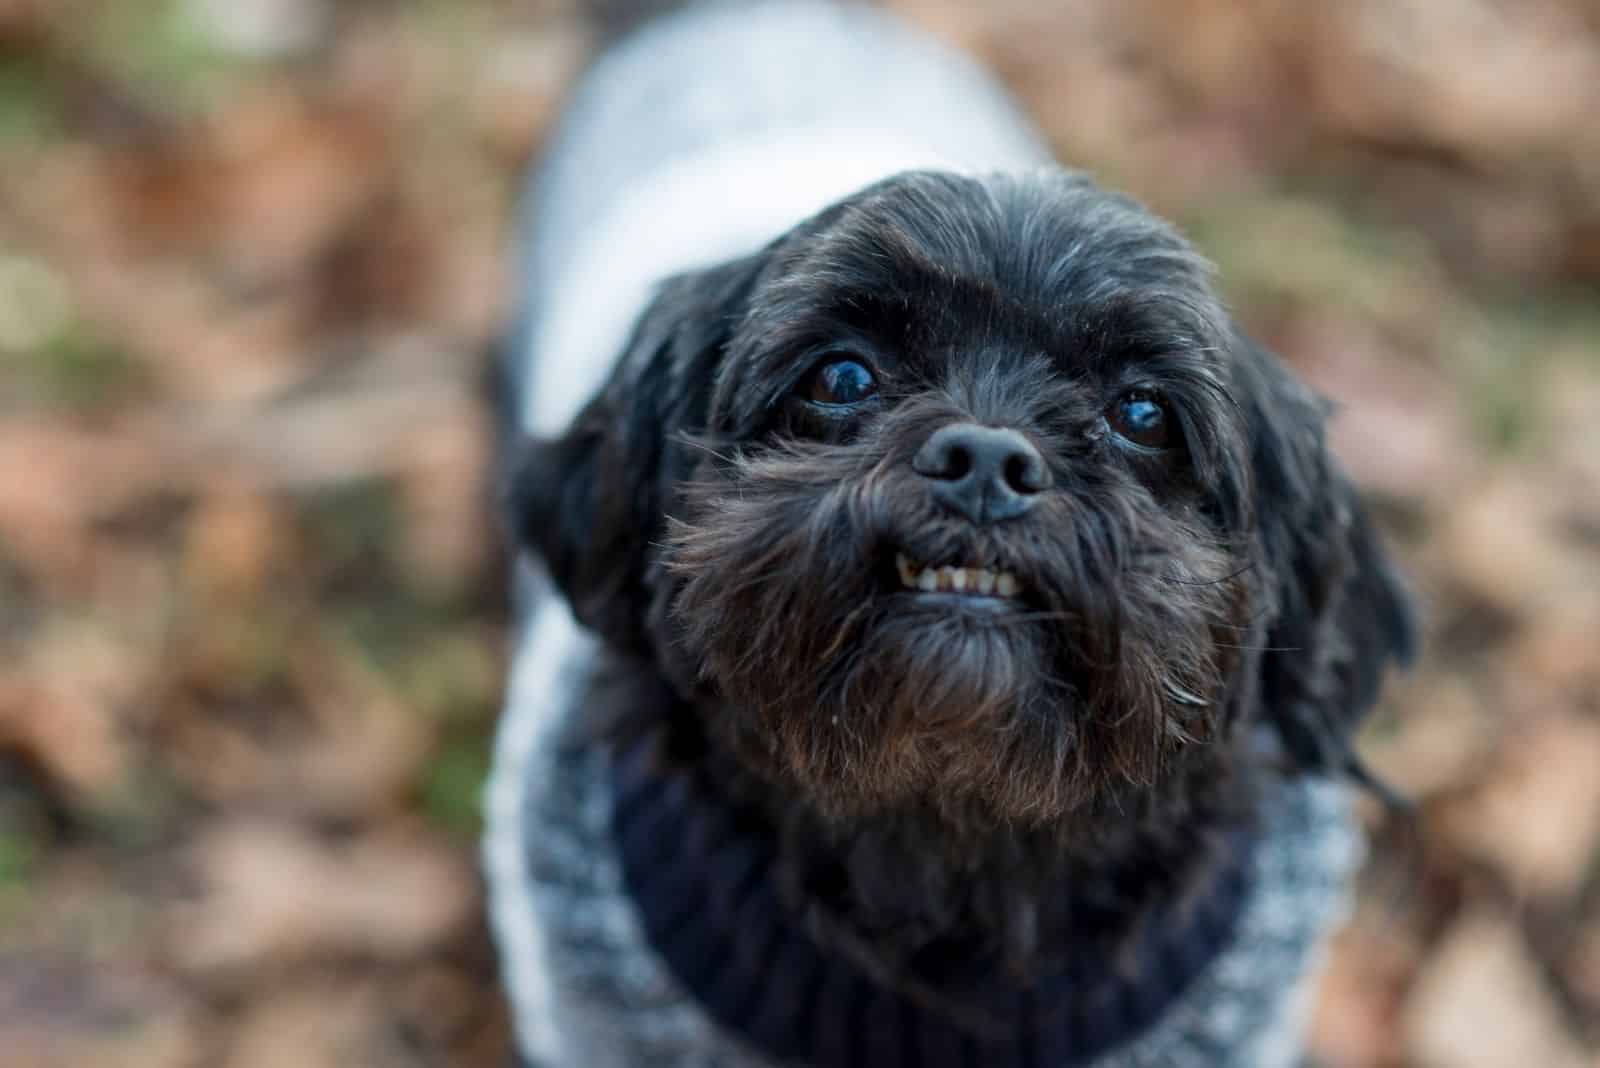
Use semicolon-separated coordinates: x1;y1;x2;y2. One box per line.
608;731;1257;1068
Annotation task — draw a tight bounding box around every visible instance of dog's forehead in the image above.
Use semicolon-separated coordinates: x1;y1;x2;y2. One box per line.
717;171;1230;417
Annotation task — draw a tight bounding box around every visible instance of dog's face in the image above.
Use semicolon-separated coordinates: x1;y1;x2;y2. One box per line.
513;170;1413;842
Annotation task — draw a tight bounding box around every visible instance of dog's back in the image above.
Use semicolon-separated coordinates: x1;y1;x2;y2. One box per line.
508;0;1050;438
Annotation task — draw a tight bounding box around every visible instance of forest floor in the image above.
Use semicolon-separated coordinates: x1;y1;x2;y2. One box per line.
1;1;1598;1065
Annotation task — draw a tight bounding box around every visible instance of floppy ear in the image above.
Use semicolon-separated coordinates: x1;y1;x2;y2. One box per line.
503;255;764;654
1237;335;1418;781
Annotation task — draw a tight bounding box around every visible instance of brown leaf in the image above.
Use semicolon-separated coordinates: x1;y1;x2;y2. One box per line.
394;391;492;596
1438;716;1600;900
470;24;588;166
1308;914;1418;1067
290;645;433;820
180;482;294;606
0;419;166;595
170;819;474;978
0;622;139;798
224;979;386;1068
1404;910;1588;1068
1435;471;1597;621
1279;310;1475;502
208;89;389;284
1307;0;1600;166
1359;672;1500;799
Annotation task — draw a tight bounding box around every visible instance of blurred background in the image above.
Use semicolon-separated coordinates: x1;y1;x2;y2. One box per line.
0;0;1597;1065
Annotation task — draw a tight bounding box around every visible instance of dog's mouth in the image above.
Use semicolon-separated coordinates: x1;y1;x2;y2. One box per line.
893;552;1026;599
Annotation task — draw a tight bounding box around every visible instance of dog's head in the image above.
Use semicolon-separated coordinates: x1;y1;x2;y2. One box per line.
510;170;1414;841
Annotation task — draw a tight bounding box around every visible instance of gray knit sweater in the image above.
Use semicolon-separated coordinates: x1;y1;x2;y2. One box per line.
485;4;1363;1065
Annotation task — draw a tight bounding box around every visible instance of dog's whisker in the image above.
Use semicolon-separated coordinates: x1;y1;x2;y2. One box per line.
1160;562;1258;588
1210;642;1303;653
673;433;742;466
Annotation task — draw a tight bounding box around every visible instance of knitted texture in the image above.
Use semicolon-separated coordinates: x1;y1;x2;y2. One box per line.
493;609;1362;1068
609;732;1257;1067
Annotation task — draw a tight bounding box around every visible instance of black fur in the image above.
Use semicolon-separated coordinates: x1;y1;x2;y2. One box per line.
507;169;1414;983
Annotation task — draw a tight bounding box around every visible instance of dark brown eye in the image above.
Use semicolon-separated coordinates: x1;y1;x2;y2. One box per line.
1107;390;1173;449
804;356;878;407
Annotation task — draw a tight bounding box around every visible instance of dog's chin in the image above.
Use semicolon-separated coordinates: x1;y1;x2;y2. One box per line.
671;552;1168;832
777;592;1076;824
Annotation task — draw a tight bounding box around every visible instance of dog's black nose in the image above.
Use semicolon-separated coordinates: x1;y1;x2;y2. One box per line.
912;423;1050;524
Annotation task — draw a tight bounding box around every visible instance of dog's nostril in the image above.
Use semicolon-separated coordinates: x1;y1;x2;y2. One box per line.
1004;453;1045;495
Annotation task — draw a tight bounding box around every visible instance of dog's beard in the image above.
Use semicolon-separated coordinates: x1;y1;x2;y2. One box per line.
665;427;1251;836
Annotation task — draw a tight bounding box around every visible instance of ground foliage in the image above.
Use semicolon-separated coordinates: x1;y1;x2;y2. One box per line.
0;1;1598;1065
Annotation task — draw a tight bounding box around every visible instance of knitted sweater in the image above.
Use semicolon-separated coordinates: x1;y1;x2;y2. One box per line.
487;599;1361;1068
486;3;1363;1065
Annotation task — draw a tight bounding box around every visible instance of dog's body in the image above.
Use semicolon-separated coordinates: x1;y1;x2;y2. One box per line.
486;3;1413;1066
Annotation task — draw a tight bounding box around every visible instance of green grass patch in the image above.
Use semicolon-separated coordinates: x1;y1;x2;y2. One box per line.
1455;286;1600;456
0;826;37;890
1181;192;1438;324
302;479;499;677
84;0;258;114
420;730;493;839
84;767;188;855
0;256;144;414
25;324;146;413
299;481;404;588
0;55;64;147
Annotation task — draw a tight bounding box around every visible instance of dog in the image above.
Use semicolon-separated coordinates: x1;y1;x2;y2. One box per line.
484;2;1416;1066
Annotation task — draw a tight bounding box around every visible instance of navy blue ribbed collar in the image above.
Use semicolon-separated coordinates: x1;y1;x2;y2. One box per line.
609;731;1257;1068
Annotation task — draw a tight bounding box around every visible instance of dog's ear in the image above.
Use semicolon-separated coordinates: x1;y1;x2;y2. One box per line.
503;254;764;653
1235;334;1418;780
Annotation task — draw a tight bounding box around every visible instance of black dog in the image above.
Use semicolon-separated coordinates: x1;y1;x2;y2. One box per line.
487;3;1413;1066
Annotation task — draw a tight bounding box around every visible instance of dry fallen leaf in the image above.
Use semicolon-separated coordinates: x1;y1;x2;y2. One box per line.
1438;715;1600;901
1404;910;1589;1068
1307;0;1600;165
223;979;387;1068
1359;672;1501;799
170;819;475;979
1434;471;1594;621
180;481;294;606
1308;914;1419;1067
0;621;142;799
1279;309;1475;503
0;419;167;595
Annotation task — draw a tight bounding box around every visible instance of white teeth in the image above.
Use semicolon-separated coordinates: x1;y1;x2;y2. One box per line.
895;557;1023;599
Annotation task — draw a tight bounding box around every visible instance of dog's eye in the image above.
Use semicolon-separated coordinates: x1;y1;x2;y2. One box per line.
1107;390;1173;449
804;357;878;407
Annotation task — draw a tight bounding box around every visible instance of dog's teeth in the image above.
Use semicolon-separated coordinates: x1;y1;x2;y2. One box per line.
897;558;1021;599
